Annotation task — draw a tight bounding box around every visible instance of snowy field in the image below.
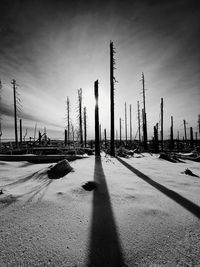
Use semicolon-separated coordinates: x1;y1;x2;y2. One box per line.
0;153;200;266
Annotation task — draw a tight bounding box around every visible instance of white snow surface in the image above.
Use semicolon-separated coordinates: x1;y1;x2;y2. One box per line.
0;153;200;266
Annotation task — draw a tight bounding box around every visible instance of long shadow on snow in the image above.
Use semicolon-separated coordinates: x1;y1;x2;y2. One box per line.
3;169;47;188
116;157;200;220
88;156;124;267
1;169;53;205
24;179;53;203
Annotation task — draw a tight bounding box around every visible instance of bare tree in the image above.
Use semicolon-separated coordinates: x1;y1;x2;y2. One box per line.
125;102;127;145
137;101;141;144
20;119;22;145
94;80;100;156
83;106;87;147
67;97;70;144
130;104;132;143
154;124;159;152
104;128;107;149
160;98;164;151
183;119;187;141
170;116;174;149
11;79;18;148
141;73;148;149
190;127;194;149
78;88;83;147
119;117;122;145
64;129;67;146
110;41;117;156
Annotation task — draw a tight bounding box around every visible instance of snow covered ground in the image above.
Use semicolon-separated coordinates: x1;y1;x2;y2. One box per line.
0;153;200;266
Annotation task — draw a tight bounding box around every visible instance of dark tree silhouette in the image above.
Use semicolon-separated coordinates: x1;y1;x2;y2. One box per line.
94;80;100;156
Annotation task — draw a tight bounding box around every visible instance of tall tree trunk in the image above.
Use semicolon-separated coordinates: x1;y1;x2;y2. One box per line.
142;73;148;150
190;127;194;149
154;125;159;153
67;96;70;144
64;129;67;146
20;119;22;145
160;98;163;151
12;79;18;148
110;41;115;156
94;80;100;156
170;116;174;149
104;128;107;149
125;102;127;145
130;104;132;143
137;101;141;144
78;89;83;147
119;117;122;145
84;107;87;148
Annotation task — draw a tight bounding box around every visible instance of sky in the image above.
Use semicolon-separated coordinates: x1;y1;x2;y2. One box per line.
0;0;199;141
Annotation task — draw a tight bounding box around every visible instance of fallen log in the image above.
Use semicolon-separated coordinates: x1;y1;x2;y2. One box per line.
0;154;88;163
182;168;199;177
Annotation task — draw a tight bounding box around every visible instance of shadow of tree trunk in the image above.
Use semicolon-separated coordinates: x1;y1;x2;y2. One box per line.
116;156;200;220
88;156;124;267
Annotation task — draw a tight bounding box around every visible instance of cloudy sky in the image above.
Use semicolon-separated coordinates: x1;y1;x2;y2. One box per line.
0;0;199;141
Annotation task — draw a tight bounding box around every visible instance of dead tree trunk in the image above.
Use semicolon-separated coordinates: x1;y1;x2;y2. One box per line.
84;107;87;147
94;80;100;156
190;127;194;149
104;128;107;149
125;102;127;145
12;79;18;148
110;41;115;156
99;123;101;149
20;119;22;145
160;98;164;151
39;131;41;145
130;104;132;143
65;129;67;146
183;119;187;142
137;101;141;144
78;89;83;147
142;73;148;150
67;97;70;144
142;108;145;144
154;125;159;153
119;117;122;145
198;115;200;135
170;116;174;150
